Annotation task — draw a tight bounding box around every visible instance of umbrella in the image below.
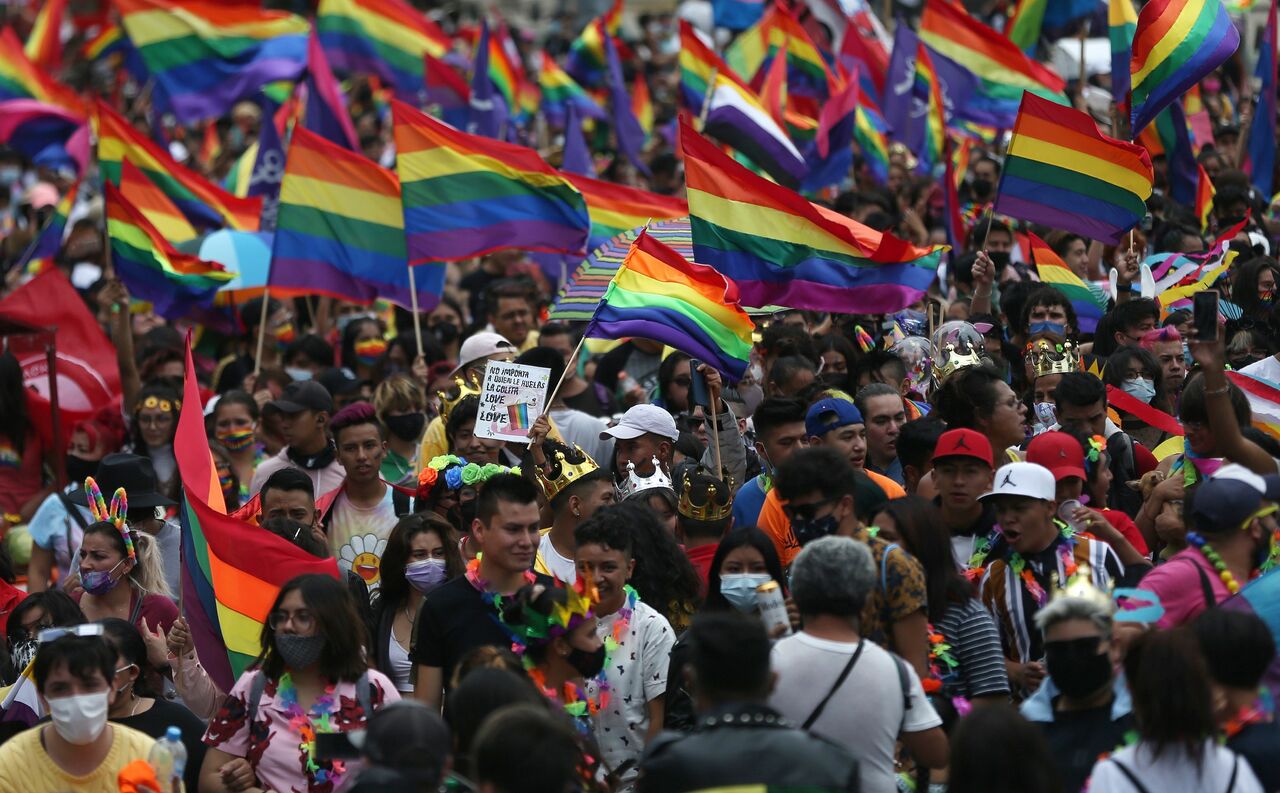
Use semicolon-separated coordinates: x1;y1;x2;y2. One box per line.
176;230;274;305
549;218;692;321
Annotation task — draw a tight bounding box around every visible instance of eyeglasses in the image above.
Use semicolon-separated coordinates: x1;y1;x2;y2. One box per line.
268;609;315;632
38;624;105;644
783;497;839;523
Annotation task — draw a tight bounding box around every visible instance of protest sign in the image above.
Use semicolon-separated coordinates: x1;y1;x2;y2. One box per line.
475;360;551;443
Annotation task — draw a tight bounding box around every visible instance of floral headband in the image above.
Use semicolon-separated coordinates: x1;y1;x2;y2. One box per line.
135;395;180;413
84;477;136;563
413;455;522;498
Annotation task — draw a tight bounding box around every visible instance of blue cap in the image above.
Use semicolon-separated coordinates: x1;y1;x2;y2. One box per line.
805;398;863;438
1190;464;1280;531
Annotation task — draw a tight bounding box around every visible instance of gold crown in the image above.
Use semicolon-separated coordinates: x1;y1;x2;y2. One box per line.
935;342;984;383
438;375;481;424
534;443;601;502
617;457;673;500
1050;562;1114;612
677;467;736;522
1026;339;1081;380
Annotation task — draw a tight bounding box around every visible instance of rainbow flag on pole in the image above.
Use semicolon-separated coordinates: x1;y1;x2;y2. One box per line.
1109;0;1139;106
567;0;623;88
316;0;451;98
1129;0;1239;133
1028;232;1107;332
393;99;589;262
995;93;1153;245
17;181;77;276
1196;163;1216;232
586;228;755;381
24;0;66;71
0;28;82;113
537;50;604;125
914;42;945;175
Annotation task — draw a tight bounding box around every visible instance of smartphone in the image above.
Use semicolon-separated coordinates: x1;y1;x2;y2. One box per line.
687;358;711;409
1192;290;1219;342
314;731;361;761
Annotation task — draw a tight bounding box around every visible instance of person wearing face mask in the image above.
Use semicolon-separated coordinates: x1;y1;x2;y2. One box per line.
574;512;676;787
1020;582;1134;793
0;630;159;793
341;316;388;384
674;465;735;590
700;527;790;625
200;574;401;793
209;391;265;507
99;618;207;793
371;514;464;693
372;375;428;486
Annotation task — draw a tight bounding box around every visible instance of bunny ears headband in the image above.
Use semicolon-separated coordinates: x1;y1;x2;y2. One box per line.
84;477;136;563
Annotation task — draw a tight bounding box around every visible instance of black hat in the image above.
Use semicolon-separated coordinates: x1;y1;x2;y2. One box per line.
69;453;175;509
316;367;362;398
351;701;451;789
264;380;334;417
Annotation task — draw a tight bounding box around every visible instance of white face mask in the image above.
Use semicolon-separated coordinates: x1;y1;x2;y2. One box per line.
47;690;110;745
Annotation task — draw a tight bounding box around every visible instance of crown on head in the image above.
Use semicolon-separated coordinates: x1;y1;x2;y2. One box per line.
499;577;599;649
677;466;736;522
618;457;673;501
437;375;481;424
935;342;984;383
1026;339;1081;380
535;442;601;503
1050;562;1114;612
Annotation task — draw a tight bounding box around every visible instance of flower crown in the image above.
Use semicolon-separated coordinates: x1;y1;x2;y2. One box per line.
413;455;522;499
84;477;136;563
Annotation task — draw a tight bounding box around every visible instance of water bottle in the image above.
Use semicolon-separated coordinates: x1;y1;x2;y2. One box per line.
147;726;186;793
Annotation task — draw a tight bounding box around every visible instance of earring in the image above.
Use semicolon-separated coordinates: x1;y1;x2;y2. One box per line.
573;508;580;517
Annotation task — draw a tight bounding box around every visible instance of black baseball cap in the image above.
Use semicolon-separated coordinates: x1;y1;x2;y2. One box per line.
69;453;175;509
264;380;333;416
316;367;362;398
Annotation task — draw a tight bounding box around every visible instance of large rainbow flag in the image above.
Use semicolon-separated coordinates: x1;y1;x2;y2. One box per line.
393;99;589;262
727;4;838;98
271;127;445;311
1129;0;1239;132
1028;232;1107;332
96;101;262;232
116;0;308;123
316;0;451;98
564;173;688;250
587;229;755;381
175;341;341;691
682;120;945;313
995;93;1153;245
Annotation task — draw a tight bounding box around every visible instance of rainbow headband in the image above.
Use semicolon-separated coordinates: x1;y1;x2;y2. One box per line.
84;477;136;563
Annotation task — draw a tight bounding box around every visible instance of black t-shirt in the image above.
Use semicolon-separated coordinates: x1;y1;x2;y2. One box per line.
1038;701;1135;793
116;697;208;793
1229;720;1280;792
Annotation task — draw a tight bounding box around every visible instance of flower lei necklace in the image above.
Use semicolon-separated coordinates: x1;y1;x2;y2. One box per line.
968;524;1078;607
922;624;971;716
596;585;638;712
527;665;601;732
1186;532;1243;594
276;672;345;788
466;556;536;648
1223;689;1275;739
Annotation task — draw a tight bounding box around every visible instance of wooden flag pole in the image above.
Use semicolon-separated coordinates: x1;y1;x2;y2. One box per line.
252;287;271;380
545;334;588;407
1078;21;1090;107
698;66;719;131
407;263;425;359
979;210;996;251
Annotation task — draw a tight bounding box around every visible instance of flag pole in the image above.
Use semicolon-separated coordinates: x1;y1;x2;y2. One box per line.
407;263;425;359
252;287;271;380
545;334;588;407
1077;21;1089;108
979;210;996;251
697;66;719;131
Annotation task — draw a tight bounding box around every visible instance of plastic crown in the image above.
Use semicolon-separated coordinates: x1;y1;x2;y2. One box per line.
934;342;984;383
535;443;601;503
617;456;673;500
1026;339;1081;380
1050;562;1114;613
677;467;736;522
438;375;481;424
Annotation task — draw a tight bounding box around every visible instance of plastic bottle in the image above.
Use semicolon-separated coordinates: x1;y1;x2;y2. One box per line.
147;726;187;793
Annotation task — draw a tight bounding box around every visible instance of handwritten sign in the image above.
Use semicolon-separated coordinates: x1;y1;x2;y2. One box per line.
475;360;551;443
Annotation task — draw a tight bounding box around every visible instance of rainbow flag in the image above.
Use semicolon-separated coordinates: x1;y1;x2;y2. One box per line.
117;0;308;123
855;98;891;185
1196;162;1215;232
914;42;945;175
119;159;197;244
1136;100;1197;205
17;181;77;276
0;99;89;174
564;173;688;249
682;120;946;313
393;99;589;262
506;402;532;430
995;93;1153;245
0;28;82;114
1005;0;1047;51
632;73;654;136
317;0;451;99
942;137;967;252
97;101;262;231
482;20;520;117
727;5;837;98
567;0;622;88
1246;0;1278;195
304;28;360;152
24;0;66;71
175;340;341;691
587;228;755;380
1129;0;1239;133
1028;232;1107;332
272;127;444;310
537;50;603;124
1228;372;1280;444
106;182;235;318
1110;0;1139;106
83;23;128;62
222;142;258;198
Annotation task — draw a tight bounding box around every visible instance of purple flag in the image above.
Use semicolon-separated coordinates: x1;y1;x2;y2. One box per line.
468;21;507;139
304;29;360;152
562;102;596;177
1247;0;1278;196
604;32;651;177
248;100;285;232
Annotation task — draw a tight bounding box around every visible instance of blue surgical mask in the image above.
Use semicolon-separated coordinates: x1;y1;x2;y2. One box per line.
1121;377;1156;404
1029;320;1067;337
719;573;773;612
284;367;313;382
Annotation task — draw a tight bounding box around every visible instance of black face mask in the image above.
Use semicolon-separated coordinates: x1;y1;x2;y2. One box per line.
384;412;426;442
287;442;336;470
1044;637;1112;700
65;455;99;485
431;322;459;344
971;178;994;199
987;251;1011;268
791;514;840;546
567;645;607;678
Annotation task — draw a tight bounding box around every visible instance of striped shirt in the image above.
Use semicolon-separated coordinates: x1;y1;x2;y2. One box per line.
934;598;1011;700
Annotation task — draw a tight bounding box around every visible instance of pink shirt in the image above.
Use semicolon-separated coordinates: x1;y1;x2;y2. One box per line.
1140;548;1231;628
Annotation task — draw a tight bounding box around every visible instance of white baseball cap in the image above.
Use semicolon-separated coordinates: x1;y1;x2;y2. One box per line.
979;462;1056;503
451;332;515;376
601;404;679;442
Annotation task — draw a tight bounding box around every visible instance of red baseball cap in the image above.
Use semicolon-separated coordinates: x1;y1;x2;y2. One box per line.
933;429;993;468
1026;431;1087;482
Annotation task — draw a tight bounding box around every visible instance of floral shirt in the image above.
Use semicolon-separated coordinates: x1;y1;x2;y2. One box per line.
853;527;927;650
203;668;400;793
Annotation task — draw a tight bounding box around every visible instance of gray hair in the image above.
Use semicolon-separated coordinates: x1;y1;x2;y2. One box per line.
790;536;875;618
1034;596;1113;636
854;382;901;415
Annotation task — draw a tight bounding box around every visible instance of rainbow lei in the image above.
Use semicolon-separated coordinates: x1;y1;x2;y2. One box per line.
970;524;1078;607
276;672;346;787
1186;532;1243;594
465;557;537;650
1223;689;1275;740
84;477;135;563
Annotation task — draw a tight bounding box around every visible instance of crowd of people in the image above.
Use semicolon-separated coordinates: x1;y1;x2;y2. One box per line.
1;0;1280;791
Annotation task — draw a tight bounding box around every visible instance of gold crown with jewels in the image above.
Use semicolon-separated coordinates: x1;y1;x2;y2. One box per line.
1026;339;1081;380
677;467;736;522
438;375;481;424
534;442;601;502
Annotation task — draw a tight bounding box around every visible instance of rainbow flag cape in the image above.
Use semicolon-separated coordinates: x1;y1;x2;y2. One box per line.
537;50;603;125
0;99;89;174
175;340;341;691
304;28;360;152
564;173;688;249
587;228;755;380
727;4;837;99
1196;163;1216;232
1129;0;1239;133
682;120;946;313
16;181;77;276
914;42;945;175
119;158;198;244
567;0;623;88
393;99;589;262
1246;0;1278;195
105;182;235;318
1110;0;1139;106
994;93;1153;245
24;0;66;71
0;28;83;114
317;0;451;99
97;101;262;231
116;0;308;123
1028;232;1107;332
272;127;444;310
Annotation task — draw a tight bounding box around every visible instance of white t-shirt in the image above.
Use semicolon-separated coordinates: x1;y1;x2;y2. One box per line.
769;632;942;793
1242;355;1280;385
328;486;398;593
1090;740;1262;793
585;596;675;783
535;529;577;583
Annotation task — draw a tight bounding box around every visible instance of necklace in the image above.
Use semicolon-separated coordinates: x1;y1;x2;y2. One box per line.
527;664;601;732
466;557;536;650
594;585;638;713
1186;532;1241;594
969;524;1078;606
1224;690;1275;739
277;672;346;788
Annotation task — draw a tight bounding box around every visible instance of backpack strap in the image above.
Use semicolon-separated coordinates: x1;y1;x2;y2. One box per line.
1183;556;1217;609
802;639;865;731
1224;754;1239;793
391;487;411;517
356;671;373;721
1110;759;1154;793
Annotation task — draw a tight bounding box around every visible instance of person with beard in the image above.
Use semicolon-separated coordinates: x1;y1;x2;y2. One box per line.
200;574;400;793
1020;579;1134;793
373;375;427;487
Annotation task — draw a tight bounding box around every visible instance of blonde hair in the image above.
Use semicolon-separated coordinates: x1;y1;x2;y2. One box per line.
373;374;426;420
129;532;173;600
